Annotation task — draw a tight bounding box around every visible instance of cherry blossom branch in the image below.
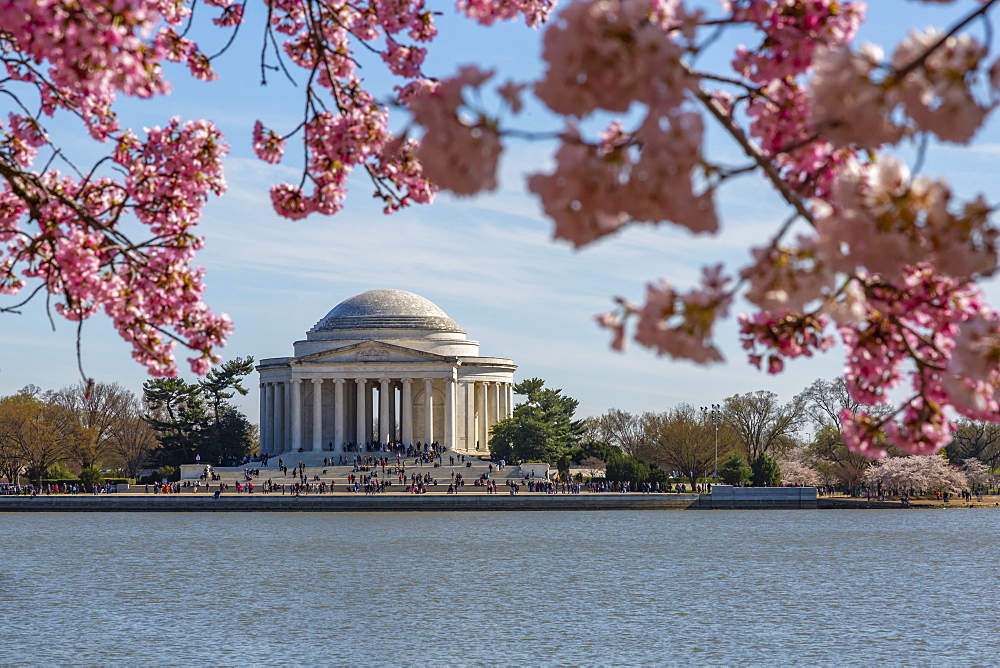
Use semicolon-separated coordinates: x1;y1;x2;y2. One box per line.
890;0;998;83
689;76;815;228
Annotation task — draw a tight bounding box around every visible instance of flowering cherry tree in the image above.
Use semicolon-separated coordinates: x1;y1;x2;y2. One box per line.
863;455;968;495
2;0;1000;457
775;449;821;487
961;457;996;490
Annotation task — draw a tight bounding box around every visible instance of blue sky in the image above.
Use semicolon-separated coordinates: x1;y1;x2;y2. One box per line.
2;1;999;428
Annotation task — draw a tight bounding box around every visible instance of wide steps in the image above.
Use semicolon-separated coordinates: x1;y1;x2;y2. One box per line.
205;456;516;488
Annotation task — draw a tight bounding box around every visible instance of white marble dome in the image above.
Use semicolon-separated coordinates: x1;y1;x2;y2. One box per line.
310;289;464;334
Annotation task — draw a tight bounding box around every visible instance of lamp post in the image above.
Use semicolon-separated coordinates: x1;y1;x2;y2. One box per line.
701;404;720;483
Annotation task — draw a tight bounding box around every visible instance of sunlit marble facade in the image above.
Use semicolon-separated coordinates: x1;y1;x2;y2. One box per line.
257;289;516;455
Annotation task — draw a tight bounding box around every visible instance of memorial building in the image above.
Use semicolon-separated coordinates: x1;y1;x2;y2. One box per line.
257;289;516;456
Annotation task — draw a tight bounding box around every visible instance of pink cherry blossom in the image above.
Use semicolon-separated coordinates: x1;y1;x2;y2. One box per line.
409;67;503;196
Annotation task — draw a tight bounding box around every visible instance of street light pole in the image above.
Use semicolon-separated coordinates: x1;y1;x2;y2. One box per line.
702;404;720;483
712;403;720;483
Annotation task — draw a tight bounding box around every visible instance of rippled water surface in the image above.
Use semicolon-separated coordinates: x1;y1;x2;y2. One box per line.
2;510;997;664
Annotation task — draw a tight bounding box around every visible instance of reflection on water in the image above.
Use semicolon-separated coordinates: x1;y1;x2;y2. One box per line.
2;510;996;664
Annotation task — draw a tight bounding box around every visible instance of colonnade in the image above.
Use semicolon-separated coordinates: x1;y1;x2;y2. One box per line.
259;376;514;455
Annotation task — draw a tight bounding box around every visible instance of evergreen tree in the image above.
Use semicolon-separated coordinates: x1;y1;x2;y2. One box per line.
488;378;584;465
142;357;256;467
143;378;208;467
199;356;255;454
750;453;782;487
719;453;752;486
604;453;668;484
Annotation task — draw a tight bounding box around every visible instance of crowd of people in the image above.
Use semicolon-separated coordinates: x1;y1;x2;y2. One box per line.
2;449;717;500
0;482;121;495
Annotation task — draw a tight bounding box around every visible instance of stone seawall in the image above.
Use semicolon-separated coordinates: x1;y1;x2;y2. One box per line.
0;494;702;512
697;486;818;509
0;489;822;512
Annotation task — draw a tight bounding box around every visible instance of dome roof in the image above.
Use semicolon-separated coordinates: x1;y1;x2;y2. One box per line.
310;289;464;333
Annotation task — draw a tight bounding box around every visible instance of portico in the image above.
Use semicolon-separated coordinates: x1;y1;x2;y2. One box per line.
257;289;516;456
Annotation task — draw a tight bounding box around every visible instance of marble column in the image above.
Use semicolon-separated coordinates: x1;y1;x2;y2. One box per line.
490;382;500;432
365;382;374;444
479;381;489;451
291;379;303;451
379;378;390;445
444;377;456;451
355;378;366;447
464;381;476;453
257;383;270;454
273;382;284;453
334;378;345;451
312;378;323;452
507;383;514;418
496;382;503;424
388;383;397;443
401;378;413;446
285;380;293;448
423;378;433;445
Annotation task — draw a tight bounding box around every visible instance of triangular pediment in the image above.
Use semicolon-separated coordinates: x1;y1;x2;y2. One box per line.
293;341;456;365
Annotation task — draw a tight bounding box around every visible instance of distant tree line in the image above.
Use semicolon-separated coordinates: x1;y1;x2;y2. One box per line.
488;375;1000;492
0;357;257;485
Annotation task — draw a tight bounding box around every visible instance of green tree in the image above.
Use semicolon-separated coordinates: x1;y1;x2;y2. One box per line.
750;453;782;487
142;357;256;467
489;414;555;463
0;391;84;486
723;390;805;460
199;356;255;453
488;378;584;465
77;466;105;489
48;381;132;471
556;453;571;480
604;453;668;485
568;440;623;464
718;453;752;486
640;405;718;489
143;377;208;467
214;406;257;463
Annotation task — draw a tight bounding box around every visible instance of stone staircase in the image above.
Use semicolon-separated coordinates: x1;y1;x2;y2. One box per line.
200;450;517;491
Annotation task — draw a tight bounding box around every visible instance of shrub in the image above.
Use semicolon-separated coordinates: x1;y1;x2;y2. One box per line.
78;466;105;488
153;465;179;482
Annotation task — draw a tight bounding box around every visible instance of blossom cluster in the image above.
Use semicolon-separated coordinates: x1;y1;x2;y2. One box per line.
261;0;1000;458
1;115;232;376
1;0;233;376
408;69;503;197
597;265;732;364
0;0;551;376
249;0;552;219
553;0;1000;458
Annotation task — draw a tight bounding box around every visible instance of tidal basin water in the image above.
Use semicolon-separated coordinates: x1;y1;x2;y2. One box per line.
3;509;997;664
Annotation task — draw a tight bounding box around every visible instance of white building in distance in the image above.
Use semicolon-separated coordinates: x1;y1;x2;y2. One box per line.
257;289;516;455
